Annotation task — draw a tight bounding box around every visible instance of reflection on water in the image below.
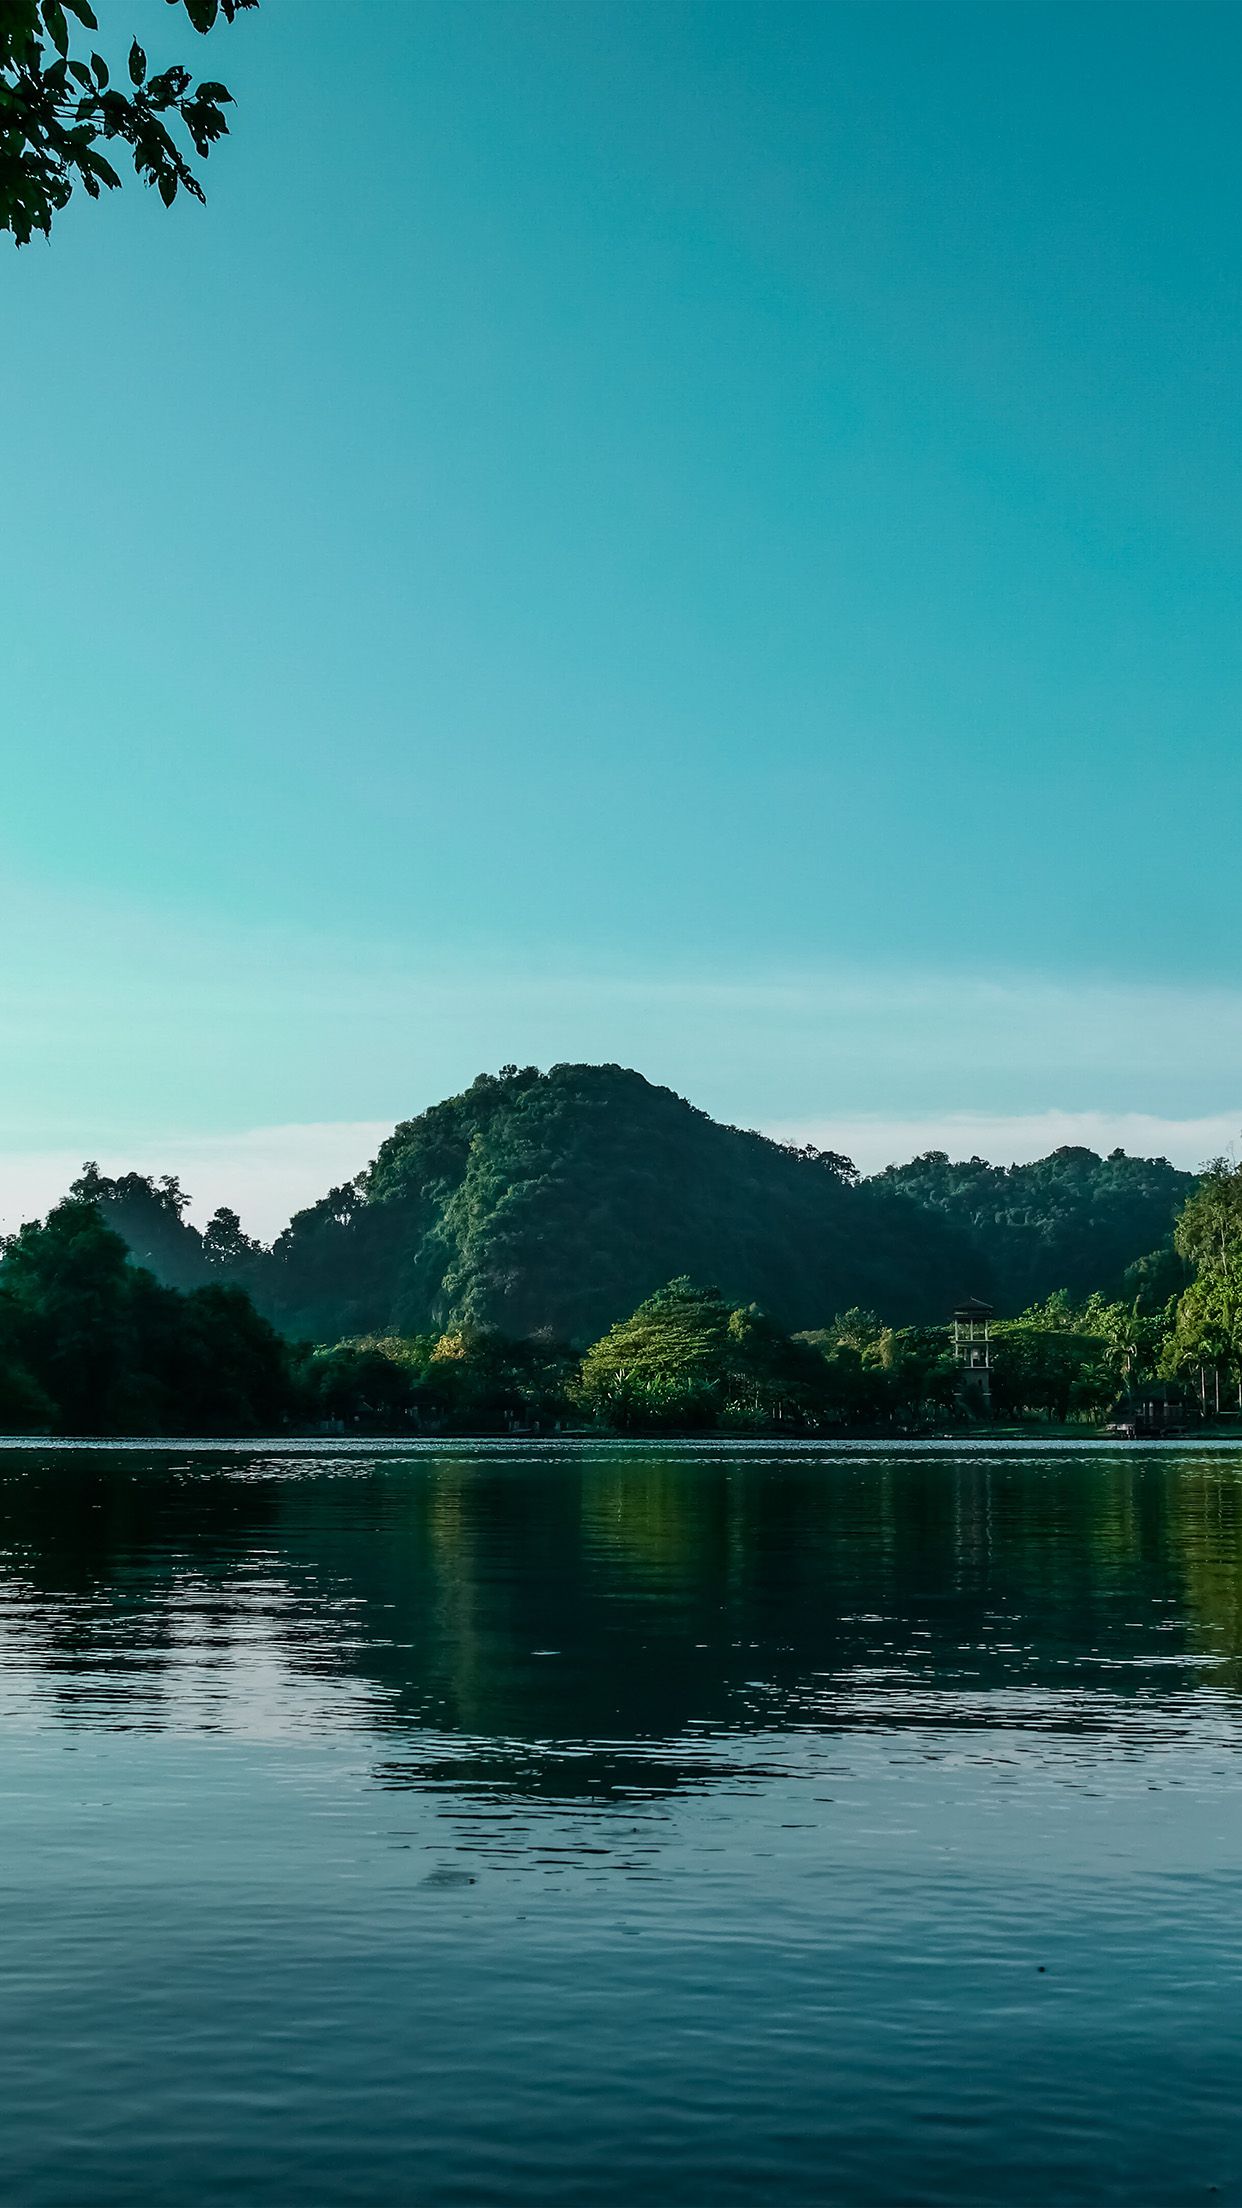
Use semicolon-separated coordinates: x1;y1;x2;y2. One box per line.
2;1441;1242;2205
7;1440;1242;1750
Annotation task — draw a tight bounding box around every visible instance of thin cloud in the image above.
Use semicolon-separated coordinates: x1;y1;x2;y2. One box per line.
2;1108;1237;1247
0;1124;390;1243
768;1110;1242;1177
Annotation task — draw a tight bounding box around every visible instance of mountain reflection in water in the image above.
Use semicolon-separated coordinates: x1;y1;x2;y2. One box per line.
2;1441;1242;1770
3;1441;1242;2208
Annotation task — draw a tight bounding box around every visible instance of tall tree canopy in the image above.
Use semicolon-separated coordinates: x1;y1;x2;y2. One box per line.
0;1198;292;1433
574;1278;833;1432
71;1161;249;1291
0;0;255;244
1165;1157;1242;1409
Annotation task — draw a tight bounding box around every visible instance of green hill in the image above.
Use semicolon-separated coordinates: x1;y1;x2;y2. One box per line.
256;1063;977;1342
72;1066;1198;1343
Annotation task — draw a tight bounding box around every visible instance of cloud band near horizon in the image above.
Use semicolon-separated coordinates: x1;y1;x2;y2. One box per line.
0;1106;1235;1245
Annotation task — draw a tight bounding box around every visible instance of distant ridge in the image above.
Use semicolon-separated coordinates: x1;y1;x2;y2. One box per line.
876;1146;1193;1311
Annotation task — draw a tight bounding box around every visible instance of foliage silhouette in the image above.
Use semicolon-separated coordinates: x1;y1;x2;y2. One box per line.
0;1197;291;1433
0;0;255;244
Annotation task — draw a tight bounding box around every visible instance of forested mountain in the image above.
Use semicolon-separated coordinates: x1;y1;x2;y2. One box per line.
70;1067;1200;1345
253;1065;975;1342
874;1146;1194;1310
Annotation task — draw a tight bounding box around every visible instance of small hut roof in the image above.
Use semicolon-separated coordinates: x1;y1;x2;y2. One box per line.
952;1296;994;1317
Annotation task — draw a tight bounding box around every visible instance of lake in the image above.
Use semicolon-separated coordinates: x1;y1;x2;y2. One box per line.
1;1438;1241;2205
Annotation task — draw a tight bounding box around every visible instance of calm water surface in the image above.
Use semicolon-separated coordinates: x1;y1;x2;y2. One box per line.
2;1439;1242;2205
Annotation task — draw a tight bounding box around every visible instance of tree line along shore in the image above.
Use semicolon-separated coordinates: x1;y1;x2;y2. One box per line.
1;1089;1239;1438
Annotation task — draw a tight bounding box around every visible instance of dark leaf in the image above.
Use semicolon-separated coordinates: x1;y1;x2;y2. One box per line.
128;39;146;86
83;143;120;187
40;0;69;56
90;49;108;85
147;64;191;108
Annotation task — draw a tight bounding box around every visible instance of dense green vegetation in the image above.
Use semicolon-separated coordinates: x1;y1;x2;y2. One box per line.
76;1066;981;1342
298;1329;579;1438
5;1070;1238;1440
876;1145;1194;1309
78;1069;1196;1347
268;1194;1242;1436
574;1279;841;1432
2;1163;1242;1437
257;1064;976;1342
71;1162;258;1291
0;1199;291;1434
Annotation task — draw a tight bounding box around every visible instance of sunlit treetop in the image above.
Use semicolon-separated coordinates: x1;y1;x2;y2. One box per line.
0;0;256;243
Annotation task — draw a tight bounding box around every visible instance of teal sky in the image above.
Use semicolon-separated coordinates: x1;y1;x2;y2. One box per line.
3;0;1241;1228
